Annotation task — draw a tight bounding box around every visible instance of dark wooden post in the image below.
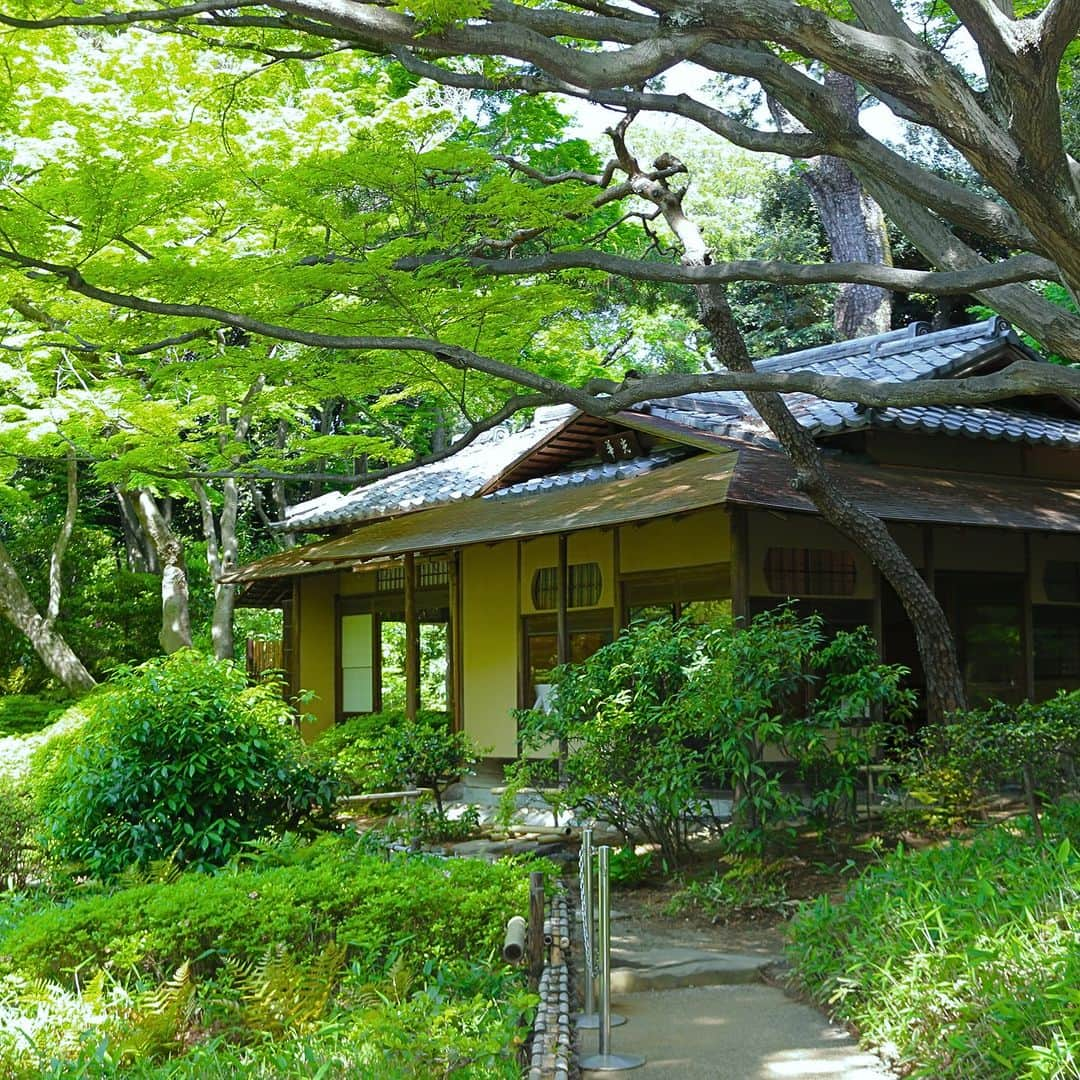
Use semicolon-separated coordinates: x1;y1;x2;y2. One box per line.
612;527;624;634
556;535;569;773
448;551;463;732
1022;534;1035;701
730;508;750;626
404;552;420;720
556;534;569;666
528;870;545;990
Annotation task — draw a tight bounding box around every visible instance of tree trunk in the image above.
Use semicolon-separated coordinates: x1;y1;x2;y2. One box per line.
195;477;239;661
114;487;156;573
803;73;892;340
614;116;962;720
694;282;966;719
0;539;95;692
133;490;192;653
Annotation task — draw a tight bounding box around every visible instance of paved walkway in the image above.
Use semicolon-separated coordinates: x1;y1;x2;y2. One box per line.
579;915;894;1080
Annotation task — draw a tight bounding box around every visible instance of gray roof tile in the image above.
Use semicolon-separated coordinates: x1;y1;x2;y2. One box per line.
644;316;1080;451
486;448;686;500
284;318;1077;533
283;405;578;530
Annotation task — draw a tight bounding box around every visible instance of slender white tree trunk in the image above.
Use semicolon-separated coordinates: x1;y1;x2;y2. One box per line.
133;489;192;653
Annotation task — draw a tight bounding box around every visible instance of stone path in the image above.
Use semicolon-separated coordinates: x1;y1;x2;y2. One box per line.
579;914;894;1080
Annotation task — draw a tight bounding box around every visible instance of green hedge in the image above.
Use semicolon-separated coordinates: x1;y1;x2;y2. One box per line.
0;833;548;984
787;803;1080;1079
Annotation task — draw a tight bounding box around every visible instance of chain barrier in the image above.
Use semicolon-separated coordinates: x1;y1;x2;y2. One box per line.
578;829;596;978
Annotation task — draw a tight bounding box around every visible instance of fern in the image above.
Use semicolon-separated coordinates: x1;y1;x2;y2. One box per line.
223;941;347;1037
118;960;196;1062
355;954;415;1010
115;848;183;889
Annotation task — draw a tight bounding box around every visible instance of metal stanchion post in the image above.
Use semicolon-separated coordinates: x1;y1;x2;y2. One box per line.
577;828;624;1030
580;846;644;1072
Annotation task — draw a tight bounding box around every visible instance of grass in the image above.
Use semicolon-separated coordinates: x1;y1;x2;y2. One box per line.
787;801;1080;1079
0;694;71;738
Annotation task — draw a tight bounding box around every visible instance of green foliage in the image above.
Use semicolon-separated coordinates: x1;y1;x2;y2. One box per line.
0;835;541;1077
0;832;548;984
0;776;48;891
788;804;1080;1078
389;802;483;845
310;710;409;793
514;607;913;863
376;712;483;816
221;941;347;1038
514;615;710;867
605;845;655;886
310;708;462;800
0;693;70;737
32;651;339;875
666;857;789;921
693;609;914;850
893;690;1080;835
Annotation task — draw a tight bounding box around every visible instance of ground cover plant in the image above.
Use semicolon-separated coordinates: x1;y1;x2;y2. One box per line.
787;802;1080;1079
0;831;548;1077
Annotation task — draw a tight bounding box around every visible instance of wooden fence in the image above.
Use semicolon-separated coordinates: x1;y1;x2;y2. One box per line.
246;638;284;682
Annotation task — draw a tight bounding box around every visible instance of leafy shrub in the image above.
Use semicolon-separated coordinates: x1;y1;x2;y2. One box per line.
606;845;655;886
0;838;541;1078
376;713;483;817
893;690;1080;838
389;802;482;845
32;651;339;875
310;708;448;794
788;802;1080;1078
513;616;712;867
0;832;550;984
513;608;913;863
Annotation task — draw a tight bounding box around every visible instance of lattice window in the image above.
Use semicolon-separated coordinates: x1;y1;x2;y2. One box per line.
532;562;603;609
375;560;448;592
763;547;857;596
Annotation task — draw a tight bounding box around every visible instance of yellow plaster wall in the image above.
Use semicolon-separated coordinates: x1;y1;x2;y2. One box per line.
618;508;731;573
297;572;339;740
340;567;378;595
519;529;615;614
747;512;874;599
462;542;520;757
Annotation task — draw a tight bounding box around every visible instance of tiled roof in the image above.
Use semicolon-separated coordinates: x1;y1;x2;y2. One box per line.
486;447;687;499
283;405;578;531
642;316;1080;449
282;318;1078;534
872;404;1080;447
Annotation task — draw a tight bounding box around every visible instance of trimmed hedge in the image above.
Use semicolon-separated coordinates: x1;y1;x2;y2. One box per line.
0;833;549;983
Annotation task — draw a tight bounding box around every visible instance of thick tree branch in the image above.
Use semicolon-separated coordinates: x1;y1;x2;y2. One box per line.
4;248;1079;409
0;1;240;28
405;249;1057;295
1035;0;1080;66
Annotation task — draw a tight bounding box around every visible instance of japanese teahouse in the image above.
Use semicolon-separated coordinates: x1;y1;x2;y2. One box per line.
224;317;1080;757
